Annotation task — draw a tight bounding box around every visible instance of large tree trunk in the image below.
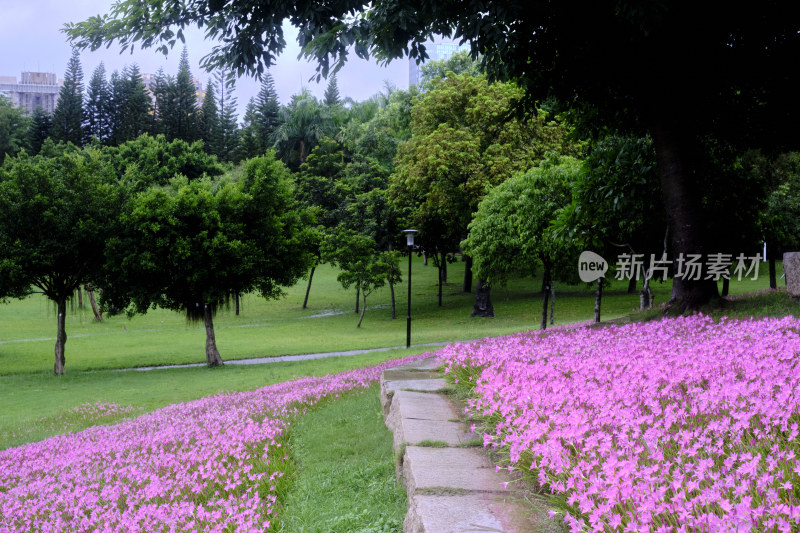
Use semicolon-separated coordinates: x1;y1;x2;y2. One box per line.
303;266;316;309
54;297;67;375
721;277;730;298
550;285;556;325
652;120;719;311
77;285;84;308
203;306;224;367
463;255;473;293
85;284;103;322
470;278;495;317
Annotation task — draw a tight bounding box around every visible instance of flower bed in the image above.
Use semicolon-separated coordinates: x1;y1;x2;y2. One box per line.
0;356;423;532
441;315;800;532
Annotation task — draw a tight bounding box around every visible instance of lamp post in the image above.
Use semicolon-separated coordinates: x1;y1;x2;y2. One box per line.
403;229;418;348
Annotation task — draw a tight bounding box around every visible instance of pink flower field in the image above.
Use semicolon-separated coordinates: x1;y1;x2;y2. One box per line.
441;315;800;532
0;356;424;533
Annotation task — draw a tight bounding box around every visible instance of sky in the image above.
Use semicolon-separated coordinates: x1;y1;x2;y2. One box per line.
0;0;410;119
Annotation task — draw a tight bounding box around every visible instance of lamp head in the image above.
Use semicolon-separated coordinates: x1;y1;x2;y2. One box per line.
403;229;418;247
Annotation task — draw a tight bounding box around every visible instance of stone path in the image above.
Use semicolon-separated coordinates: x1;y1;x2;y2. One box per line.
380;357;562;533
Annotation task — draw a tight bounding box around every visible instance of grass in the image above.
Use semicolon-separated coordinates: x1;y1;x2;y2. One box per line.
0;345;431;450
0;258;783;376
277;384;406;532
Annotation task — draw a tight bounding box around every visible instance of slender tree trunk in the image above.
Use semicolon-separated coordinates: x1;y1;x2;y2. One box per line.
235;293;240;316
652;120;719;311
389;280;396;319
595;279;603;323
441;252;448;282
470;278;495;317
357;291;368;328
769;255;778;290
203;306;224;367
303;266;316;309
86;285;103;322
438;266;443;307
355;285;360;313
550;285;556;325
628;276;638;294
540;266;551;330
54;297;67;375
463;255;473;293
423;253;428;266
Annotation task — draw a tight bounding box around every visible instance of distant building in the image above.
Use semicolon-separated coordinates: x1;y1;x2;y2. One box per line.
0;72;62;115
408;40;471;86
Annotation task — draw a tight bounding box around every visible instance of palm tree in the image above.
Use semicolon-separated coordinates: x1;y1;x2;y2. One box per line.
270;90;336;169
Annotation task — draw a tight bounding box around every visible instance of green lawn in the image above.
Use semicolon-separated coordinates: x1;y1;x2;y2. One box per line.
0;257;789;450
1;258;782;376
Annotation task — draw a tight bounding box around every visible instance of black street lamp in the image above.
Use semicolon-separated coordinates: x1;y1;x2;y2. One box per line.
403;229;418;348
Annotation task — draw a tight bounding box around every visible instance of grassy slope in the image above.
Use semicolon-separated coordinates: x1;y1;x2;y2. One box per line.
278;385;406;532
0;259;788;450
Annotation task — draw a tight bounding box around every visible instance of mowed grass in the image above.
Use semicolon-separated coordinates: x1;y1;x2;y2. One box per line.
0;257;783;376
278;384;406;532
0;258;788;450
0;346;430;450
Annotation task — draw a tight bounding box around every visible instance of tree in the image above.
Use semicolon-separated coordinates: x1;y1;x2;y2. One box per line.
51;48;84;146
0;95;31;159
199;78;220;155
271;90;336;169
417;50;481;90
27;106;52;154
109;64;152;144
553;135;666;308
66;1;800;310
390;73;576;306
84;63;110;143
323;74;341;107
763;152;800;287
159;48;200;142
0;148;122;374
251;71;281;153
102;154;312;365
463;155;582;327
214;71;240;162
103;133;224;191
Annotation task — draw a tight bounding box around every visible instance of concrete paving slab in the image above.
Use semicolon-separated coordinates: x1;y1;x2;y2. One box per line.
392;418;477;454
404;494;560;533
383;369;442;381
387;391;458;434
380;377;447;414
391;357;442;371
402;446;511;495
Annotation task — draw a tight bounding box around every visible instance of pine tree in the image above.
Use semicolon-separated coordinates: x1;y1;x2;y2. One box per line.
106;70;124;145
199;78;220;155
323;74;341;107
84;63;109;143
214;71;240;162
51;48;84;146
149;68;171;136
238;97;261;160
28;106;53;154
254;71;280;151
171;47;200;142
116;64;152;143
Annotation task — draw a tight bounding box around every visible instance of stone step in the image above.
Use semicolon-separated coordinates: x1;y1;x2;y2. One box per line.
381;375;447;414
401;446;513;496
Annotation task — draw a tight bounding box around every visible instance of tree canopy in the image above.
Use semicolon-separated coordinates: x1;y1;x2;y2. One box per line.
65;1;800;310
